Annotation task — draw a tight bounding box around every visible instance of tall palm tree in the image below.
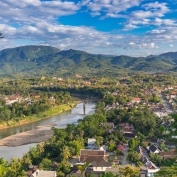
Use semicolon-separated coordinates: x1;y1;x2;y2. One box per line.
61;146;71;161
77;162;90;177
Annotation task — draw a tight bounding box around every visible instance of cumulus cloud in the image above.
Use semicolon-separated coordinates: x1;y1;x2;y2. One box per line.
123;1;175;30
84;0;142;18
0;0;80;24
169;44;174;47
0;21;124;53
128;41;158;49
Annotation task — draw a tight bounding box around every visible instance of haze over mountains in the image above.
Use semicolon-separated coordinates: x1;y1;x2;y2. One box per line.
0;45;177;77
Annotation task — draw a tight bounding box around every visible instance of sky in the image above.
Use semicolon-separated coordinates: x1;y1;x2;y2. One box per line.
0;0;177;56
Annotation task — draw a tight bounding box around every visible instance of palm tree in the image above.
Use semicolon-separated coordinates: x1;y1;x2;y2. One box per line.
61;146;71;161
77;162;90;177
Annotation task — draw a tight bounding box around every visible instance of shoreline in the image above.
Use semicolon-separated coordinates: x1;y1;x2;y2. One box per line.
0;101;82;131
0;124;55;147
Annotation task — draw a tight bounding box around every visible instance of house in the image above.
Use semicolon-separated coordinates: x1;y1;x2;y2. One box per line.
133;146;160;177
119;123;135;133
123;132;137;139
165;86;173;90
159;149;177;160
58;77;63;81
147;144;162;154
171;92;177;99
141;157;160;176
134;146;148;158
79;149;108;163
92;162;112;172
132;97;141;103
140;165;160;177
27;165;56;177
34;95;40;99
48;97;56;104
112;91;119;96
99;145;108;152
87;138;97;149
75;74;82;78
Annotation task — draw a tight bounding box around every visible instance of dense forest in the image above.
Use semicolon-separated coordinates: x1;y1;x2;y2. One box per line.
1;45;177;78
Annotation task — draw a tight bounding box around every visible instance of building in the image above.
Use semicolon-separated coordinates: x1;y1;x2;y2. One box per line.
159;149;177;160
79;150;108;163
87;138;97;149
132;98;141;103
92;162;112;172
27;165;56;177
147;144;163;154
119;123;135;134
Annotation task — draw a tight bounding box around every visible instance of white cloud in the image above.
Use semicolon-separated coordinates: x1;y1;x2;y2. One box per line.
84;0;142;18
124;1;175;30
169;44;174;47
124;23;138;31
0;0;81;24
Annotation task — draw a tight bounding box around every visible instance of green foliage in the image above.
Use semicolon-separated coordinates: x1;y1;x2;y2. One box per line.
39;158;52;170
107;142;116;151
155;166;177;177
126;151;141;166
128;138;139;150
149;153;163;167
0;45;177;77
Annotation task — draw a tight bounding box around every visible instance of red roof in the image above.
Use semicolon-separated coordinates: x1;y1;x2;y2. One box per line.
133;98;141;101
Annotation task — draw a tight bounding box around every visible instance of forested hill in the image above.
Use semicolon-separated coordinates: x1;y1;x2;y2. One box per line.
0;45;177;77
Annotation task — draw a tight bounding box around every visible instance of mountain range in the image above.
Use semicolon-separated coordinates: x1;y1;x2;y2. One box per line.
0;45;177;77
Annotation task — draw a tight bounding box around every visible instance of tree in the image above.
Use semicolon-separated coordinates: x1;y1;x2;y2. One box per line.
0;158;7;177
155;166;177;177
57;161;71;177
99;172;120;177
77;162;90;177
126;151;141;166
94;136;103;147
39;158;52;170
149;153;163;167
107;142;115;151
61;146;71;161
119;165;140;177
128;138;139;150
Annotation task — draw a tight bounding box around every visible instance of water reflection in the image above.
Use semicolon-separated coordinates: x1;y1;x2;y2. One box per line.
0;101;96;161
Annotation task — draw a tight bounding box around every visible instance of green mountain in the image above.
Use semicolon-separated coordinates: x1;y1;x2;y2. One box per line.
0;45;176;77
159;52;177;62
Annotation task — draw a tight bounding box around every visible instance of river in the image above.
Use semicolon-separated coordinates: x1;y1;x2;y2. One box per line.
0;101;96;161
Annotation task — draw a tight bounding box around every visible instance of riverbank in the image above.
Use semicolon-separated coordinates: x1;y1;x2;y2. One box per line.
0;102;78;130
0;124;55;147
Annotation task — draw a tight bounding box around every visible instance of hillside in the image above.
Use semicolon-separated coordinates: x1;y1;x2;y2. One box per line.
0;45;176;77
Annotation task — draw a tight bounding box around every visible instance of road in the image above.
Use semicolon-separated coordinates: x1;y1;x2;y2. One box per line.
159;94;173;114
122;145;129;166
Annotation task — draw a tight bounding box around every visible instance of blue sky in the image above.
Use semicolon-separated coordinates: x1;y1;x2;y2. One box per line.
0;0;177;56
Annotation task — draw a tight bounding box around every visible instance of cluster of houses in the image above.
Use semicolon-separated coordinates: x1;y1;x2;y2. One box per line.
0;94;22;105
0;93;57;106
27;165;56;177
134;143;177;177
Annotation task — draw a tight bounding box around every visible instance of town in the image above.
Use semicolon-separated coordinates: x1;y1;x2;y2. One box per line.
0;74;177;176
